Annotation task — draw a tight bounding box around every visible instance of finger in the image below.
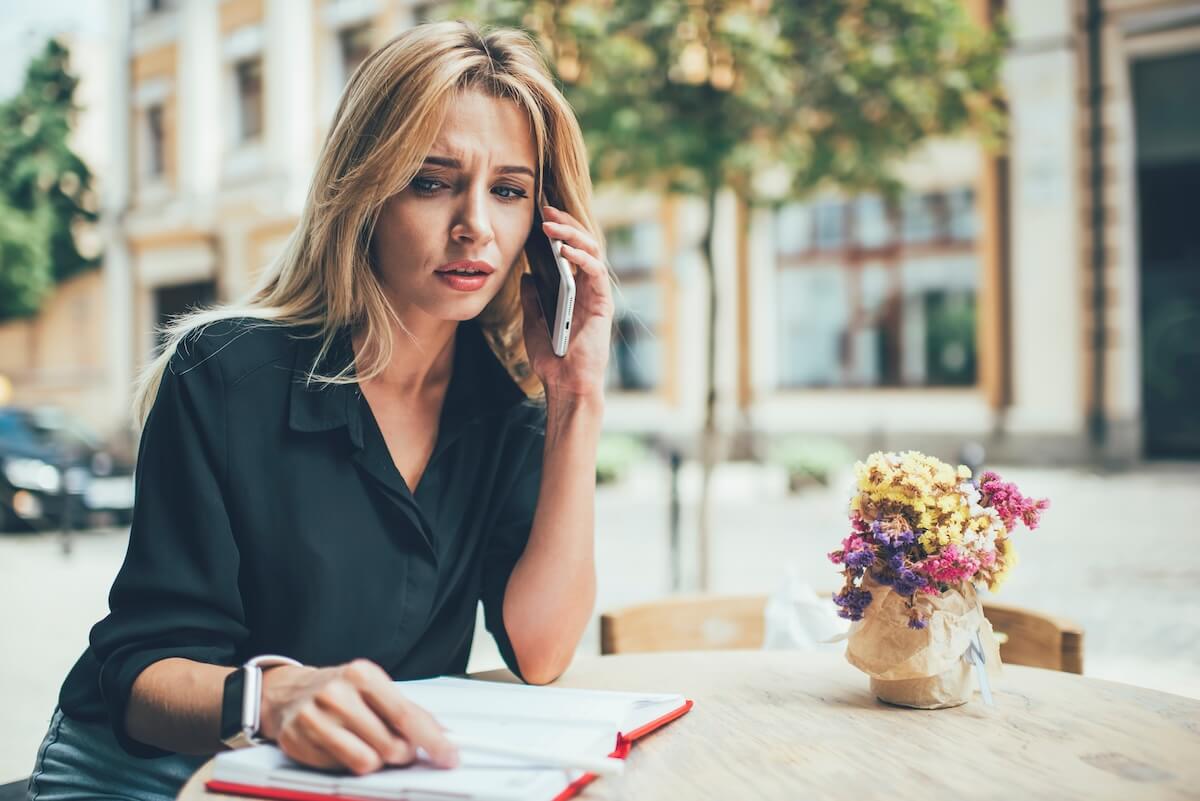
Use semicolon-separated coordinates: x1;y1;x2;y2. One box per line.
315;681;415;767
277;721;341;771
542;205;591;243
558;244;614;318
542;219;601;260
287;704;384;775
361;682;459;769
558;242;609;284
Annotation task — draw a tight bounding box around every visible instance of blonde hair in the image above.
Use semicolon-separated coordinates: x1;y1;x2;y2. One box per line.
133;20;600;426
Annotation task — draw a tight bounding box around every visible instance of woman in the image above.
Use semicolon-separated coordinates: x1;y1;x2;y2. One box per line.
27;20;611;800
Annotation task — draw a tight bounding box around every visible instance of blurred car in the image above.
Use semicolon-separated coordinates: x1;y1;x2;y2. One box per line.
0;406;135;532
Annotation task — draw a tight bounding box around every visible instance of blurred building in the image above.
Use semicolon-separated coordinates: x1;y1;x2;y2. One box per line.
8;0;1195;464
612;0;1200;465
0;20;116;435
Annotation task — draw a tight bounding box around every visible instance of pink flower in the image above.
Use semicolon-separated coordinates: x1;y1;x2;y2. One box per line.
918;545;981;584
829;533;873;567
980;471;1050;531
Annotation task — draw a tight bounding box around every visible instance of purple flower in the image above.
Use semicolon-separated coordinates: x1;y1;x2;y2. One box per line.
893;568;928;598
887;552;905;572
872;520;916;549
833;587;873;621
907;616;928;630
845;548;875;570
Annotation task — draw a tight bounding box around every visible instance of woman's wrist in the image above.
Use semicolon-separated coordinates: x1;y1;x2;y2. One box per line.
544;388;604;419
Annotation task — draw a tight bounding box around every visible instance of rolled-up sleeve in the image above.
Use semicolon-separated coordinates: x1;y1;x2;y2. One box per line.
88;348;248;757
480;403;546;682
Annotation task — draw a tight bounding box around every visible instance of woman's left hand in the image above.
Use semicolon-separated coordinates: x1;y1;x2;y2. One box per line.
520;205;613;404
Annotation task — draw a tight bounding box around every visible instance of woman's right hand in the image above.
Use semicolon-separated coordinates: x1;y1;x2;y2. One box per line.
257;658;459;775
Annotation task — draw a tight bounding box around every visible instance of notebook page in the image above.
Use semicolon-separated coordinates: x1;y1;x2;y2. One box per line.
396;676;683;733
213;717;611;801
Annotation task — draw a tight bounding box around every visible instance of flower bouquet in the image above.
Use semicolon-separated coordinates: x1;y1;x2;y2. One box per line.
829;452;1049;709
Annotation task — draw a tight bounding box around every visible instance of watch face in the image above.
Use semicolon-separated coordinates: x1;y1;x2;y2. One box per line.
220;667;247;745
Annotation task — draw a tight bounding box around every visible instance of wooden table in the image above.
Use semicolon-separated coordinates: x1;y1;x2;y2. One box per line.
181;651;1200;801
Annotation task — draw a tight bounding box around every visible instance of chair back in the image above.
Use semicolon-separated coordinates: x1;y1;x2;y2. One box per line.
599;595;766;655
599;594;1084;674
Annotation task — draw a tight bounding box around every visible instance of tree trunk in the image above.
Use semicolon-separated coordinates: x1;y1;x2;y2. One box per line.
696;183;719;591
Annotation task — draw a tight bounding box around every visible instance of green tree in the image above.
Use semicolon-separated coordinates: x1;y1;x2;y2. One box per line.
0;196;53;319
0;38;100;321
455;0;1007;588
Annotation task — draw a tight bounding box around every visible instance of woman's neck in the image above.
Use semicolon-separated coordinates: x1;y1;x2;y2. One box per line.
354;316;458;398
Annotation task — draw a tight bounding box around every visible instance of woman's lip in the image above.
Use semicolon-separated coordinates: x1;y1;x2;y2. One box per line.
437;260;495;274
437;271;491;291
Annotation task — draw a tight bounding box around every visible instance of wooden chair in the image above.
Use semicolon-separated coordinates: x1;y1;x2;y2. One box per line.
600;594;1084;674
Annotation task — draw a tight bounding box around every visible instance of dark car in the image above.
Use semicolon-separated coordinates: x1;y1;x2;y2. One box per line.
0;406;135;532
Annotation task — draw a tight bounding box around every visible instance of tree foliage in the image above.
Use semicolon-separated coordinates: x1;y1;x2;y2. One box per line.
0;38;100;321
453;0;1007;202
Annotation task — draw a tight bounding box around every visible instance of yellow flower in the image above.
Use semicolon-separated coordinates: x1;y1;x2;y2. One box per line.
988;543;1018;591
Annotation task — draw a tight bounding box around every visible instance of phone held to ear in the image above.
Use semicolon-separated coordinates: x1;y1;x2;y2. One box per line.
526;209;576;357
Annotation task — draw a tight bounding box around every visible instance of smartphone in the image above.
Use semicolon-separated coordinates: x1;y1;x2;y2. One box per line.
525;207;576;357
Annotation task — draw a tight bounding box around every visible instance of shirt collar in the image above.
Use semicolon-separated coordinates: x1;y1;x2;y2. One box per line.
287;320;529;438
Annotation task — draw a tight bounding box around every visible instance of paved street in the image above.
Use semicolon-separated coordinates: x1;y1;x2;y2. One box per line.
2;461;1198;782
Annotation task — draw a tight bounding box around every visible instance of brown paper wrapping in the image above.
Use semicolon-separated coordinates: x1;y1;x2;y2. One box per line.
845;577;1002;709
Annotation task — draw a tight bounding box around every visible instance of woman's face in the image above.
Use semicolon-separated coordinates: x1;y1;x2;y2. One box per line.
371;89;537;326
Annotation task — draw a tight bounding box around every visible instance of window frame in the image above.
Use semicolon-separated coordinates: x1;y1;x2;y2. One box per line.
773;188;983;391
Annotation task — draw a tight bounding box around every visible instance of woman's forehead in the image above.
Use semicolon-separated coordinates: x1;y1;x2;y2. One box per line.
430;91;536;170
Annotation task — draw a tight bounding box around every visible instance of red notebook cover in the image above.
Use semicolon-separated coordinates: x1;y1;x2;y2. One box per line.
206;698;694;801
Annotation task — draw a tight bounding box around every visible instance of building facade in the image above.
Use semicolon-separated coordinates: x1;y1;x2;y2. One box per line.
19;0;1194;463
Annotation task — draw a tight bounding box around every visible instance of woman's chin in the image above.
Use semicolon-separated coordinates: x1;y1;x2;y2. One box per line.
436;298;492;322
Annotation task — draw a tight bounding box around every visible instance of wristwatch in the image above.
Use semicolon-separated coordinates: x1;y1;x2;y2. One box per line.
220;654;303;749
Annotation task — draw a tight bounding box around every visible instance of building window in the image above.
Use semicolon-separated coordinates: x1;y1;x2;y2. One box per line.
145;103;166;179
774;187;980;389
234;57;264;143
605;221;664;392
338;24;373;84
901;191;941;244
813;200;846;250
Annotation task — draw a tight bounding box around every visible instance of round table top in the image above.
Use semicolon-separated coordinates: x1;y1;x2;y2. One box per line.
181;650;1200;801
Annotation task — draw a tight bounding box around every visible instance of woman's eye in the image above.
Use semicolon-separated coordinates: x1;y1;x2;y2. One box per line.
494;185;527;200
411;177;444;194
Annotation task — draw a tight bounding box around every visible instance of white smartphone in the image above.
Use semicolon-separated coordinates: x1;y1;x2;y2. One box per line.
526;206;576;357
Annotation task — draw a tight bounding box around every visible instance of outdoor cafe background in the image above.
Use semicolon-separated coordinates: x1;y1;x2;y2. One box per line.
1;0;1198;784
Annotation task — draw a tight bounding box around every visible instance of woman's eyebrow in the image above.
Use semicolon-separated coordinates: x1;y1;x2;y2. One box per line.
422;156;534;178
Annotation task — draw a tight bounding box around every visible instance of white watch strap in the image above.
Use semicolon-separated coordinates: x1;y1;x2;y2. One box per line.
242;654;303;743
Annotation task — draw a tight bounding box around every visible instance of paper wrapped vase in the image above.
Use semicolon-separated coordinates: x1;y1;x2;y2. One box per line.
845;577;1002;709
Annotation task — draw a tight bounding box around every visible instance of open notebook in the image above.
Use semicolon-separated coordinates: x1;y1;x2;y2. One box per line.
207;676;693;801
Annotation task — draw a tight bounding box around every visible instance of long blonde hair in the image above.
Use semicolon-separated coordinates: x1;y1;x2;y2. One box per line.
133;20;599;426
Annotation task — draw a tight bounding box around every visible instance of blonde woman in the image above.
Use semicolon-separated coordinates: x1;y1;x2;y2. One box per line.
27;21;611;801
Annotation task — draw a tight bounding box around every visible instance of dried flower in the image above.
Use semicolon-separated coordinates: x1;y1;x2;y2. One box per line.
828;451;1049;622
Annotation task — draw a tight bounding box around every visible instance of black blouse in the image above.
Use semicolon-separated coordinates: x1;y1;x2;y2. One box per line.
57;317;546;758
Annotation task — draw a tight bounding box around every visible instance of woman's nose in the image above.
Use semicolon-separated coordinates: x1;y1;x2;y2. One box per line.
451;185;496;247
